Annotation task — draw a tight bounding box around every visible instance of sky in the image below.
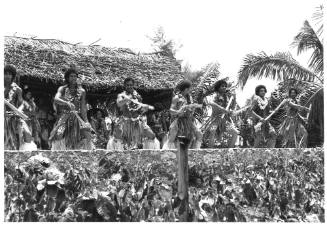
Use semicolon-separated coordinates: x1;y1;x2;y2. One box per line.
2;0;324;106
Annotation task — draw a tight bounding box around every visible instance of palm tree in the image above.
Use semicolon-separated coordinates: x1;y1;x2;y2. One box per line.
237;6;324;147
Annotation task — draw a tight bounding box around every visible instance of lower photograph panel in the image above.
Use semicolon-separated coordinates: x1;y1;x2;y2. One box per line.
4;148;324;222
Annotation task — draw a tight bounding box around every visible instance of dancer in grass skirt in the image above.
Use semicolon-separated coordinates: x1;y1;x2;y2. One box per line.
4;65;24;150
202;80;238;148
90;109;109;149
49;68;93;150
162;80;203;149
251;85;277;148
278;88;310;148
4;64;36;150
116;77;157;149
19;89;41;148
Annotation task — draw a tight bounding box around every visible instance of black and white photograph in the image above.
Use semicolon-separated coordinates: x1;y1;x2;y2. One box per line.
2;0;325;222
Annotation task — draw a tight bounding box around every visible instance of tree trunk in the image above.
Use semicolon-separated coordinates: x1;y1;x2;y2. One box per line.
177;136;191;222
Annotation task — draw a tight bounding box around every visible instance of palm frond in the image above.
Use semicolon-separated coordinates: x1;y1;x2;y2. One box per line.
237;52;321;89
308;47;324;77
312;5;324;38
313;5;324;22
197;62;221;90
191;62;221;122
193;62;221;102
292;20;324;75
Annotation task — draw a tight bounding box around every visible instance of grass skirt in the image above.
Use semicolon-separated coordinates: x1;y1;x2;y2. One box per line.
162;116;198;150
26;117;41;143
19;141;37;150
278;116;307;148
174;116;197;141
202;116;236;147
143;137;160;149
116;117;143;147
49;112;93;150
107;136;124;150
5;114;36;150
202;116;229;137
253;121;276;148
4;114;20;150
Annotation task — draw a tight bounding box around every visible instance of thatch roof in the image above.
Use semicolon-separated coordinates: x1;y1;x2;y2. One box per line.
4;36;182;91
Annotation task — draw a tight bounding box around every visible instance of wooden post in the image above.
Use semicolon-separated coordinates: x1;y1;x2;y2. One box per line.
177;136;191;222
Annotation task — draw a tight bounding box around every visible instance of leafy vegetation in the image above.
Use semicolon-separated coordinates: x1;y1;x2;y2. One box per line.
4;148;324;222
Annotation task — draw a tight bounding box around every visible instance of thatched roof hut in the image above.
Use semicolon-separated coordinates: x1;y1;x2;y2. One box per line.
4;36;183;108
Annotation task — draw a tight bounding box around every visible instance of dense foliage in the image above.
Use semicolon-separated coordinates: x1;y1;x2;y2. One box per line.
4;148;324;222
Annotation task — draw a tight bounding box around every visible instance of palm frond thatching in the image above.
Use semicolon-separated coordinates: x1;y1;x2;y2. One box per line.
292;20;324;75
4;36;182;91
237;52;321;89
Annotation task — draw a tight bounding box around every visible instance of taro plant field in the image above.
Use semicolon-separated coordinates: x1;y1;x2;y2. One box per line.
4;148;324;222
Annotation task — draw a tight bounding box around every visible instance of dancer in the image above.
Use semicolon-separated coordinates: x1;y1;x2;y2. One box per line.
251;85;277;148
37;108;56;150
149;103;167;148
90;109;109;149
4;64;27;150
19;89;41;149
49;68;93;150
116;77;157;149
162;80;203;149
202;80;239;148
107;117;124;150
266;88;310;148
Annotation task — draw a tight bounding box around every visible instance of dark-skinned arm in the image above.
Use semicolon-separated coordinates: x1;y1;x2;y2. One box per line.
54;86;75;110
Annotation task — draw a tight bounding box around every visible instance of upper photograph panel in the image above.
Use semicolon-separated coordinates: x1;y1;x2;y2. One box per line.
3;1;324;150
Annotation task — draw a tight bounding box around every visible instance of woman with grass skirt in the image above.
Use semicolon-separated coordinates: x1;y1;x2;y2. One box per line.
276;88;310;148
49;68;94;150
202;80;239;148
19;89;41;149
4;65;24;150
4;64;37;150
162;80;203;150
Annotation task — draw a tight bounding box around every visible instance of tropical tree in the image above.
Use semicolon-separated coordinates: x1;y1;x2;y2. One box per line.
147;26;182;58
182;63;203;83
237;5;324;147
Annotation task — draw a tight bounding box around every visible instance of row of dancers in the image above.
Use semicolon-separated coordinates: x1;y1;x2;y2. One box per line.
4;64;310;150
